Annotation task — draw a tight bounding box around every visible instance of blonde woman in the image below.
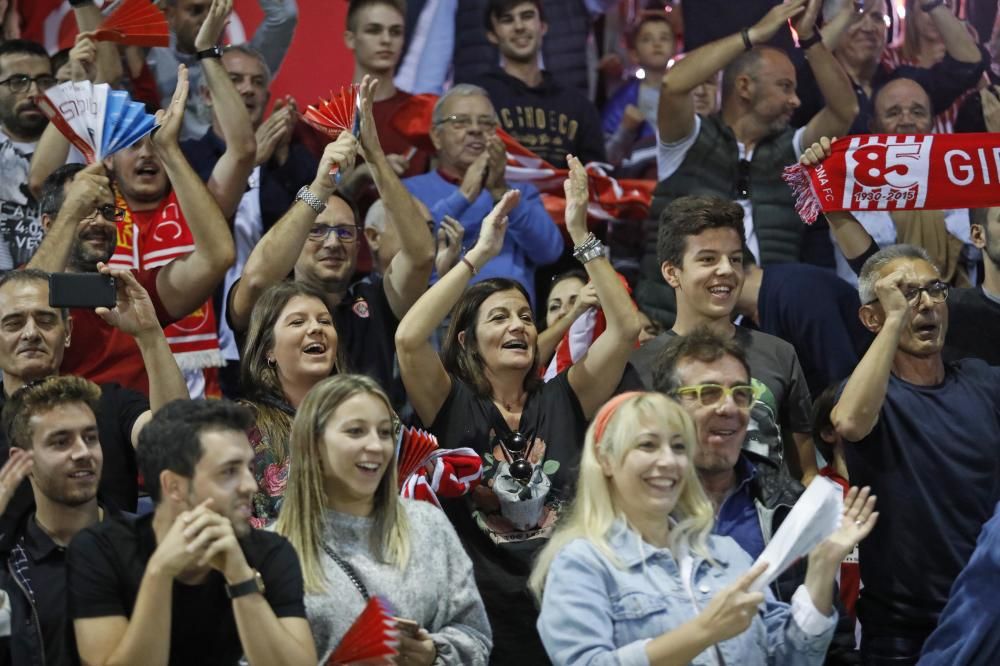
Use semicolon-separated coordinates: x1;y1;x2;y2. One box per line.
530;392;878;666
274;374;491;665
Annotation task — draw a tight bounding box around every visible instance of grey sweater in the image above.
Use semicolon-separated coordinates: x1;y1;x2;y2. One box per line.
306;500;492;665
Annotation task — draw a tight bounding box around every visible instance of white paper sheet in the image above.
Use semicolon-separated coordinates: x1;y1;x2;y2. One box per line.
749;477;844;592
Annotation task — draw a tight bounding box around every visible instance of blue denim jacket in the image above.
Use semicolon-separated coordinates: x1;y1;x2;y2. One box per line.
537;522;835;666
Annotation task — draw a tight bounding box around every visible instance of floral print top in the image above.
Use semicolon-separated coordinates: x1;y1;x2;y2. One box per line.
247;421;290;528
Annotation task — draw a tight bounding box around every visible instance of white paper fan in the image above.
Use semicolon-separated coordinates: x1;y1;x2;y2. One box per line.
37;81;157;163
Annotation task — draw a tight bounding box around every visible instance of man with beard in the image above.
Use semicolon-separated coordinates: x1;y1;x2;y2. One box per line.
228;77;436;409
472;0;606;168
637;0;858;326
0;376;112;666
28;66;235;395
0;40;54;273
651;328;857;663
832;245;1000;663
633;196;817;481
67;400;316;666
0;264;188;519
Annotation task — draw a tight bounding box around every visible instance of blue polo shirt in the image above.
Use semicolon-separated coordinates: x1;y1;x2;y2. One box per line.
713;454;766;560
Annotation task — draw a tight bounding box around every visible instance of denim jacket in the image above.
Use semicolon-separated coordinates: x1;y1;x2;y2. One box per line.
537;522;836;666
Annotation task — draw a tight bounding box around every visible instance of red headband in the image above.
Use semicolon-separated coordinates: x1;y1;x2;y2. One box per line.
592;391;644;449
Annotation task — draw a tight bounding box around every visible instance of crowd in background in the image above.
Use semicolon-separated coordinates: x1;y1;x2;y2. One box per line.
0;0;999;664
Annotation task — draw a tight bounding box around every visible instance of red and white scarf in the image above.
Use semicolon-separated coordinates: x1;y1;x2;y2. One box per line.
784;133;1000;224
112;190;224;372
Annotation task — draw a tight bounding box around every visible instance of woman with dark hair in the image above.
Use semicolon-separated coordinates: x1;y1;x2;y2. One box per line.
240;280;343;526
395;156;641;663
275;374;491;665
537;269;598;366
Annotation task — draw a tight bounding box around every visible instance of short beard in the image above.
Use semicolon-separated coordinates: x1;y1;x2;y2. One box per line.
0;104;47;141
68;241;114;273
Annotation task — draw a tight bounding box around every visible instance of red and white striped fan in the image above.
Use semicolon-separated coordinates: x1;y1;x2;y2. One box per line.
93;0;170;47
304;84;361;140
327;596;399;665
395;426;439;489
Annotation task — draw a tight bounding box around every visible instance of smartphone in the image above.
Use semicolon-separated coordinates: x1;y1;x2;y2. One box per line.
394;618;420;637
49;273;116;309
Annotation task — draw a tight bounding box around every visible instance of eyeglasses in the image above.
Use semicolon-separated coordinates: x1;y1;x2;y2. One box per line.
865;281;949;306
87;204;126;223
435;114;499;132
0;74;57;94
674;383;759;409
734;159;751;199
307;224;360;243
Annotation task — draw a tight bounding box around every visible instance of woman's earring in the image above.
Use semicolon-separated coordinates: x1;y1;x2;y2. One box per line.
266;357;276;368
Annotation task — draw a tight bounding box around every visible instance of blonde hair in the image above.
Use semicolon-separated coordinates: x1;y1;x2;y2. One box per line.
528;392;715;601
274;374;410;593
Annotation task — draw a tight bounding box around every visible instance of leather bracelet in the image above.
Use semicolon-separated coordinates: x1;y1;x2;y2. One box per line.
68;0;93;7
920;0;945;12
740;28;753;52
196;46;223;60
461;256;478;276
798;32;822;50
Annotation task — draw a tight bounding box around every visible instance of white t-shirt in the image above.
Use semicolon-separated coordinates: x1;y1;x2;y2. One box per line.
656;115;806;263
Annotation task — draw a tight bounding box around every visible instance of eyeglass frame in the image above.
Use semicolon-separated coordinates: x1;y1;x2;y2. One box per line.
434;114;500;132
307;223;362;243
673;383;760;410
863;280;950;307
84;204;126;224
0;74;58;94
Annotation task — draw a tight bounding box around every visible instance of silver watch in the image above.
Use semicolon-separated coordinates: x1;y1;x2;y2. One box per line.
296;186;326;214
575;243;606;264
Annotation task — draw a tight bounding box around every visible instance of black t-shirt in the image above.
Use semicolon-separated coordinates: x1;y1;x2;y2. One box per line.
431;371;585;665
943;286;1000;366
758;263;872;397
21;515;77;666
67;513;306;665
0;381;147;519
841;360;1000;640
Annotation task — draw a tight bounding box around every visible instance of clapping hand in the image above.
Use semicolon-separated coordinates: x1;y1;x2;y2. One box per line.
811;486;878;568
152;65;189;154
473;190;521;261
748;0;806;45
0;449;33;517
563;154;590;241
193;0;231;52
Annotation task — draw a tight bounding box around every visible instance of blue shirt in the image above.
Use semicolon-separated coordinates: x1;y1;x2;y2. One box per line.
715;454;766;560
402;172;563;304
537;522;836;666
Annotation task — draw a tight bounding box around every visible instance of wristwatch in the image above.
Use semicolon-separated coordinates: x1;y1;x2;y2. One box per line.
798;32;822;50
196;46;224;61
920;0;945;12
226;570;265;599
296;186;327;214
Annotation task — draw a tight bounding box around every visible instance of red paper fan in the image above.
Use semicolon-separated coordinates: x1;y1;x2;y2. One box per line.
396;426;439;488
93;0;170;47
304;84;361;140
327;596;399;665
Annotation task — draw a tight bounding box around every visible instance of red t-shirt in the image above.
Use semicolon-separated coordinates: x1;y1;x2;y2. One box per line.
61;267;174;395
372;90;431;177
819;466;862;620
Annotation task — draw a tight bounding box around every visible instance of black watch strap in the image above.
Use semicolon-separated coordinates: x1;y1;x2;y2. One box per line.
196;46;224;61
225;570;265;599
920;0;945;11
798;32;823;50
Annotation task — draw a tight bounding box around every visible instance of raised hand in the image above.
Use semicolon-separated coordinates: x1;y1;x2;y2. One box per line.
800;136;835;166
692;561;768;643
811;486;878;567
981;86;1000;133
357;74;384;162
311;132;359;199
0;449;33;517
791;0;822;39
152;65;189;153
68;33;97;82
60;163;110;222
484;136;507;199
474;190;521;260
255;101;295;166
435;216;465;277
563;154;590;240
748;0;806;45
93;263;161;339
873;267;917;321
194;0;232;52
459;151;490;202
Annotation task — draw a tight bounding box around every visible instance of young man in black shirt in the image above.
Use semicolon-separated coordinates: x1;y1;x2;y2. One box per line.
0;375;109;666
67;400;315;666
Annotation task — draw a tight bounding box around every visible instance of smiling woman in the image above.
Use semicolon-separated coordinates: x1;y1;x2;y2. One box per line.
238;280;344;526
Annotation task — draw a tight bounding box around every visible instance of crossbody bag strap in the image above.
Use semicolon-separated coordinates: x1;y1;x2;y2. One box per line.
320;542;370;601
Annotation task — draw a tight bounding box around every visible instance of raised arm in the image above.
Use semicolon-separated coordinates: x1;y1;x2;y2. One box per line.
537;283;598;366
562;156;640;419
395;191;522;426
658;0;806;143
151;66;237;320
69;3;123;86
831;268;914;442
927;2;982;63
227;134;358;332
356;76;435;319
28;164;109;272
799;0;860;148
93;264;188;446
196;0;257;219
248;0;299;76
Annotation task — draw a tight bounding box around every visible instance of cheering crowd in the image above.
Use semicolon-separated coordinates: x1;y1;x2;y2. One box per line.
1;0;1000;663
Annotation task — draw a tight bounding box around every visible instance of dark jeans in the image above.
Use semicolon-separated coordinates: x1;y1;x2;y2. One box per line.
860;634;927;666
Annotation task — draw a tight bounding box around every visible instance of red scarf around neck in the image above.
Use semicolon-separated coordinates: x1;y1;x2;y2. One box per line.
783;133;1000;224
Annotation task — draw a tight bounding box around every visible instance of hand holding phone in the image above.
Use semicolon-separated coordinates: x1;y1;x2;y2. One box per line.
49;273;116;309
